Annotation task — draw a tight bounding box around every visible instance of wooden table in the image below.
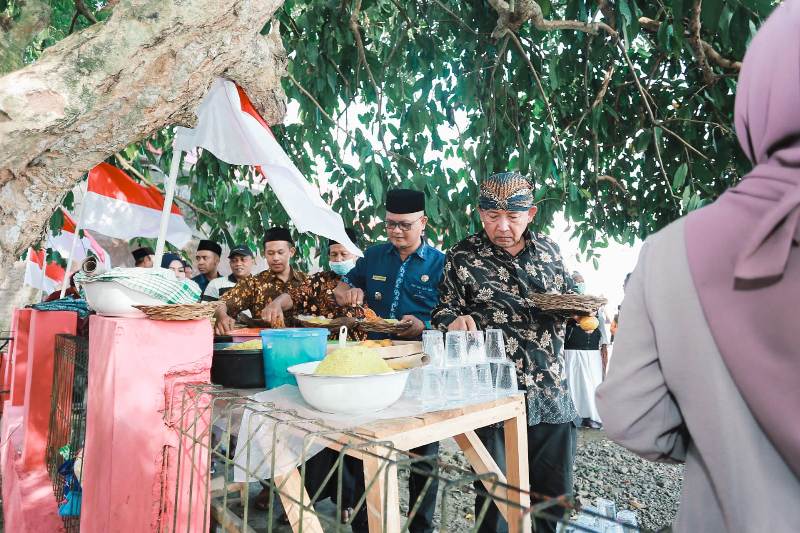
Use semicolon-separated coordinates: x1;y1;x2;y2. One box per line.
274;394;531;533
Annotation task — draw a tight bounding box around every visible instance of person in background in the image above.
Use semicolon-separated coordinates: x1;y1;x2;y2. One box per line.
45;272;80;301
203;245;256;301
431;171;577;533
182;261;193;279
161;253;187;279
563;272;609;429
214;227;307;335
333;189;444;533
263;228;367;340
597;5;800;531
193;239;222;293
132;246;154;268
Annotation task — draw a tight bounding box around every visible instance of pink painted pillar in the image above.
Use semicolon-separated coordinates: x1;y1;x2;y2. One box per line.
9;309;33;407
21;310;77;470
81;316;213;533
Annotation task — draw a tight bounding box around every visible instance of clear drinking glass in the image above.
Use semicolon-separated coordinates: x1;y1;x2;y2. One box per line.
420;367;445;410
445;331;467;367
475;362;493;397
465;330;487;363
422;330;445;368
444;366;464;403
405;367;424;399
485;329;507;361
495;360;517;396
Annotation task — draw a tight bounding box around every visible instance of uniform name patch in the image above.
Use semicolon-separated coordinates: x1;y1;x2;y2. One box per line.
372;275;387;281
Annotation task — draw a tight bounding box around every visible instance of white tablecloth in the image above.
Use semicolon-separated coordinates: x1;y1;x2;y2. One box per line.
232;385;520;481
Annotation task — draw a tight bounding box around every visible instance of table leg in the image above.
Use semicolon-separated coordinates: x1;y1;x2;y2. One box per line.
504;412;531;533
362;449;401;533
273;469;324;533
454;430;509;520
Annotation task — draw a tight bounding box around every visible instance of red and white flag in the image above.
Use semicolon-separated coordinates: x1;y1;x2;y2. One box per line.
175;78;362;256
48;208;112;269
23;248;65;294
81;163;193;247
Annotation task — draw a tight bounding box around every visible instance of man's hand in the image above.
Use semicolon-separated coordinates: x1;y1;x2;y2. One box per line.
600;344;609;377
261;301;285;328
214;312;236;336
334;281;364;306
396;314;425;338
447;315;478;331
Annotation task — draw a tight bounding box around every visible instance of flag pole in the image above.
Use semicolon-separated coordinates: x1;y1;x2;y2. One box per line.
154;150;183;267
59;204;85;299
38;249;48;302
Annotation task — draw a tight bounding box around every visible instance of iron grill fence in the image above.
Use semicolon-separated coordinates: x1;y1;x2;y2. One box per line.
46;333;89;533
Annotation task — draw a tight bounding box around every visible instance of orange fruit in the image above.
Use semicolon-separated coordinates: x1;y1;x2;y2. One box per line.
578;316;599;332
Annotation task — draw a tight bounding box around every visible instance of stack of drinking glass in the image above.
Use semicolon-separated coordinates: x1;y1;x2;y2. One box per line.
407;328;518;409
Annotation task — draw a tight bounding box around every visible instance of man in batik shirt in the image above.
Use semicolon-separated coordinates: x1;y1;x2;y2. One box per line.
432;171;577;533
262;228;367;340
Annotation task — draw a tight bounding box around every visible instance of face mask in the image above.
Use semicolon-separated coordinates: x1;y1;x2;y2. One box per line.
330;259;356;276
575;282;586;294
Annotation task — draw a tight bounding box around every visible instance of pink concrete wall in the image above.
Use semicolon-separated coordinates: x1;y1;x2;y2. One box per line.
21;310;77;470
9;309;33;407
81;316;212;533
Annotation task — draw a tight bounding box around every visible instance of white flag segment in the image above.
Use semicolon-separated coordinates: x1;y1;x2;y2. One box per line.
175;78;362;257
48;208;112;269
82;163;192;247
23;249;65;293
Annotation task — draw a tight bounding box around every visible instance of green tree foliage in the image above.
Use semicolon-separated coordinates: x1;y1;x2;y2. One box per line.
14;0;779;267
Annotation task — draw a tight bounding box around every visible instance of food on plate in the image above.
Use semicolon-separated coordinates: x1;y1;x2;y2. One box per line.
578;316;600;332
359;339;393;348
227;327;263;336
302;316;332;324
314;346;393;376
271;315;285;328
223;339;262;350
362;306;380;322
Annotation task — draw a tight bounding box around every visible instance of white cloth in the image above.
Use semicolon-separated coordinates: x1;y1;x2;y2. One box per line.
232;385;522;482
203;275;236;299
565;349;604;423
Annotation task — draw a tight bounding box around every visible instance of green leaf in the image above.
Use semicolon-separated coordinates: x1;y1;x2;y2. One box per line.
672;163;688;189
701;0;724;34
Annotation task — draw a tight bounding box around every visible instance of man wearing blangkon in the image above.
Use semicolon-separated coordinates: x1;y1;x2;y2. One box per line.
431;171;577;533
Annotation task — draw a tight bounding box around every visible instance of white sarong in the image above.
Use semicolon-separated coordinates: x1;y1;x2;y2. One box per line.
565;349;604;423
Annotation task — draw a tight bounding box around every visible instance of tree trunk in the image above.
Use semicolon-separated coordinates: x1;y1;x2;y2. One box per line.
0;0;288;278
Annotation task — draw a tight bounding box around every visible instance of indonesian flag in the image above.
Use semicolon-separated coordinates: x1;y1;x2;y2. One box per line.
23;249;65;294
175;78;362;257
48;208;112;269
81;163;192;247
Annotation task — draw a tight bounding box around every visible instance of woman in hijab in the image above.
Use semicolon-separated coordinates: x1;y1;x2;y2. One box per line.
596;3;800;531
161;253;187;279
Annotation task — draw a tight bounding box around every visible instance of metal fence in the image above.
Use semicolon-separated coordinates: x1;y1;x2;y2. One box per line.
46;334;89;533
166;384;644;533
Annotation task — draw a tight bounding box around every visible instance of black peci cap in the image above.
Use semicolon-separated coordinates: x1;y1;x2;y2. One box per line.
197;239;222;256
264;227;294;246
132;247;154;262
327;228;359;247
386;188;425;214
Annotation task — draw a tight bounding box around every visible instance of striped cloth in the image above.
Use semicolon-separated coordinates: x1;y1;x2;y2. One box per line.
30;298;91;318
76;268;201;304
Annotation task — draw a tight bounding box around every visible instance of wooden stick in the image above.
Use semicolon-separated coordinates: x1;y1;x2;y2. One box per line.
504;410;531;533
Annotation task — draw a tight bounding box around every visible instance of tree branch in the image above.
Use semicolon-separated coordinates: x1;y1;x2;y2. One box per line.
488;0;612;38
639;16;741;71
687;0;716;85
74;0;98;24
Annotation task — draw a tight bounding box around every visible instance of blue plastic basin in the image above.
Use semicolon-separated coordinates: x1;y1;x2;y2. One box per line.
260;328;328;389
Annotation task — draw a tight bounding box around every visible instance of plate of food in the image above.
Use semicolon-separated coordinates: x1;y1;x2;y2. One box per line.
296;314;358;330
528;293;608;315
356;310;413;334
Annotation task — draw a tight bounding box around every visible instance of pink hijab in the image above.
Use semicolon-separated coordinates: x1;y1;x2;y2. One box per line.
686;0;800;478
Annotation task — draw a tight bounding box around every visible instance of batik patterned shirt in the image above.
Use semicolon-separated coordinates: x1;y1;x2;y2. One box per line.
221;269;307;318
431;230;578;425
287;271;367;340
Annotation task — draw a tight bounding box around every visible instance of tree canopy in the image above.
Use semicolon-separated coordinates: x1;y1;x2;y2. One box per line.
3;0;779;268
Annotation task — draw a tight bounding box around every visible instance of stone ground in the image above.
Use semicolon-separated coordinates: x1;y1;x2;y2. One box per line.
221;428;682;532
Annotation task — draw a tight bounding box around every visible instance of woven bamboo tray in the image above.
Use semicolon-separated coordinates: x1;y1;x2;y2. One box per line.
528;293;608;315
296;315;358;331
133;302;222;321
357;318;413;334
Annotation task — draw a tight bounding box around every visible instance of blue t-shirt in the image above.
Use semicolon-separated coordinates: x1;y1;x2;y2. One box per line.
342;240;445;327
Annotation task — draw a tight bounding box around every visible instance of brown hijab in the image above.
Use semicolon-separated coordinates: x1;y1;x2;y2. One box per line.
685;0;800;478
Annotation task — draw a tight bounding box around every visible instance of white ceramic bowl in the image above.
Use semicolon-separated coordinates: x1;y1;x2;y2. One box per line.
288;361;411;415
82;281;165;317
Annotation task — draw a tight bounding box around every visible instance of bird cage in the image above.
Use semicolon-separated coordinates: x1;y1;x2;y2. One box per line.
46;333;89;533
165;384;643;533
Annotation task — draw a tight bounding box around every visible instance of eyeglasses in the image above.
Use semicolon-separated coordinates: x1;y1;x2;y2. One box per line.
384;216;424;231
